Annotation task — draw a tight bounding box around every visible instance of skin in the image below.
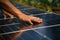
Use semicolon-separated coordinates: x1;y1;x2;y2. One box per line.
2;9;14;22
0;0;42;40
0;0;42;25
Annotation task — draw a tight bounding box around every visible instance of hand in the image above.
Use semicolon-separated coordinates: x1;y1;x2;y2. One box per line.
18;14;42;25
2;10;14;22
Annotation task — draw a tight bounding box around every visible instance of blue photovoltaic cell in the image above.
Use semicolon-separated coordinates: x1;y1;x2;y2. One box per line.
18;30;48;40
12;2;46;15
0;2;60;40
17;13;60;40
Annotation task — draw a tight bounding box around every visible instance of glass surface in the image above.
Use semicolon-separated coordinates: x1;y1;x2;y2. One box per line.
0;2;60;40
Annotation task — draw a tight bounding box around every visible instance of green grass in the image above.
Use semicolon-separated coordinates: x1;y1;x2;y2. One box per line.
12;0;60;12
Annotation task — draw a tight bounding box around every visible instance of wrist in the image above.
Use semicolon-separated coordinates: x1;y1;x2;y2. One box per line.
16;12;25;18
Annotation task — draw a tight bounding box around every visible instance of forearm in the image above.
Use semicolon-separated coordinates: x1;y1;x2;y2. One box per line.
1;0;24;17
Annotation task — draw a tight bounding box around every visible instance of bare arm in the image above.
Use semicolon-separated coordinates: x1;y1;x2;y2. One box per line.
0;0;24;17
0;0;42;24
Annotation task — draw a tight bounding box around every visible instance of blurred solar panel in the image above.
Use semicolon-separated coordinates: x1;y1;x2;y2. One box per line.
0;3;60;40
12;2;46;15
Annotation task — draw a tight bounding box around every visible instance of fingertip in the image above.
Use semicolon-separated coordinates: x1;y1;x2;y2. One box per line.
35;19;43;24
40;19;43;22
39;19;43;23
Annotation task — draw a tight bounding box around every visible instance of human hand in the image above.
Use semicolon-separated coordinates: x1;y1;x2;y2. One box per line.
18;14;42;25
2;10;14;22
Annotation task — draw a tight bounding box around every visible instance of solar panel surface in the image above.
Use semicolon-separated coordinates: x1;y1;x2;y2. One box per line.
0;3;60;40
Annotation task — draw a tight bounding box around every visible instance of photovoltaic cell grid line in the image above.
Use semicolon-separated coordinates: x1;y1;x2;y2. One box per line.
0;5;60;34
0;3;60;40
0;13;60;35
0;13;60;40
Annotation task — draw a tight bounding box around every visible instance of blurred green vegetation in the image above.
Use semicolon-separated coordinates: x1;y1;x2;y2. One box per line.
13;0;60;12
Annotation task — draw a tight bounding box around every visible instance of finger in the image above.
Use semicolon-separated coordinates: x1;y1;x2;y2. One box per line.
27;20;33;25
2;10;7;21
7;13;14;19
32;17;42;23
3;10;14;22
4;11;14;19
36;18;42;23
6;13;14;22
2;13;7;21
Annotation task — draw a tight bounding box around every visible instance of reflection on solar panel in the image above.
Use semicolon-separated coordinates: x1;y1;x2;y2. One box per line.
0;3;60;40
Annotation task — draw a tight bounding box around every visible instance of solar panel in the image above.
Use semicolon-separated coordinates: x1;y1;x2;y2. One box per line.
12;2;46;15
0;3;60;40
